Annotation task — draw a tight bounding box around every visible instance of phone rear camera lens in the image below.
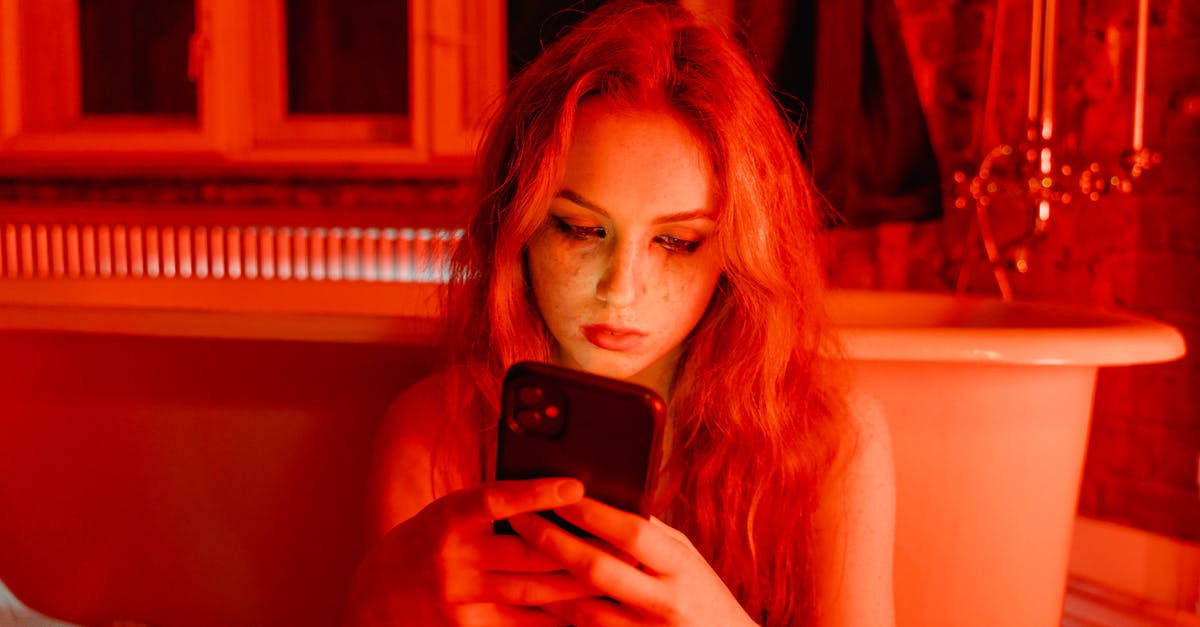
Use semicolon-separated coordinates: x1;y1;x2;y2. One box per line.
517;385;544;406
515;409;543;430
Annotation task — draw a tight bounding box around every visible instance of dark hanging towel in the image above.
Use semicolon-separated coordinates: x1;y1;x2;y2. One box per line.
774;0;943;227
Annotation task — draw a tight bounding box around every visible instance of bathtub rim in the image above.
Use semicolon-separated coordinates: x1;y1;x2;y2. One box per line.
828;289;1187;367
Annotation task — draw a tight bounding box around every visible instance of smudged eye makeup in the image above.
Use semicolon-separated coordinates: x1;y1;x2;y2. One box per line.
549;215;704;253
551;215;606;240
654;234;702;253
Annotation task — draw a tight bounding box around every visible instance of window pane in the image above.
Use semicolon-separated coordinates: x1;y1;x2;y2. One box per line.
77;0;197;116
285;0;410;115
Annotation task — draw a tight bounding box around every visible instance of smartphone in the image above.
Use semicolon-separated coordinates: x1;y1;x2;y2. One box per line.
493;361;666;535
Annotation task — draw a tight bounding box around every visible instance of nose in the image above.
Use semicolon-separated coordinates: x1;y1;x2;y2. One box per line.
595;238;642;308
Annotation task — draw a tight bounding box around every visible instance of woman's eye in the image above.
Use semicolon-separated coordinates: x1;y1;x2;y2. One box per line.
551;216;605;240
656;234;701;253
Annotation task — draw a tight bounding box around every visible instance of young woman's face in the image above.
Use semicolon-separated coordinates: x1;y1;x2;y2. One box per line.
526;98;723;394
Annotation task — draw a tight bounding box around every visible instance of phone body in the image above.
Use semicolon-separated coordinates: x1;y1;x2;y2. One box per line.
493;361;666;534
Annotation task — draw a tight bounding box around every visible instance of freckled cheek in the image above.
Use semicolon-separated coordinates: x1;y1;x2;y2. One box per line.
659;274;712;311
658;256;721;310
530;242;603;315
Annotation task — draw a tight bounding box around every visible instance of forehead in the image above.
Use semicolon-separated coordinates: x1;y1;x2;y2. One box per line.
556;98;715;219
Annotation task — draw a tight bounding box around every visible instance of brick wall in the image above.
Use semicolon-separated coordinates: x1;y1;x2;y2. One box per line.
822;0;1200;540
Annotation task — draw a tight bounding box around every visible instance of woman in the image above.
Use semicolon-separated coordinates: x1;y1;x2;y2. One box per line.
346;2;894;625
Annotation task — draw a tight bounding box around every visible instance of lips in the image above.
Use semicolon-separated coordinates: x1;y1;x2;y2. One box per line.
582;324;647;352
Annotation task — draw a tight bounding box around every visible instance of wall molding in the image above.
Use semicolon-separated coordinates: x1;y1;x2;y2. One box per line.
1067;516;1200;625
1064;577;1200;627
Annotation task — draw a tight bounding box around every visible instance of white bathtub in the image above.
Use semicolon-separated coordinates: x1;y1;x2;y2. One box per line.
827;290;1187;627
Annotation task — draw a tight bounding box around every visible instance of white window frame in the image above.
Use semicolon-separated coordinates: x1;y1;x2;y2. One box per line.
0;0;221;155
0;0;504;171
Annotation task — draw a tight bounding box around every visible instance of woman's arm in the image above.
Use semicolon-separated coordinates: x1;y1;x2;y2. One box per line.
812;391;897;626
364;372;465;539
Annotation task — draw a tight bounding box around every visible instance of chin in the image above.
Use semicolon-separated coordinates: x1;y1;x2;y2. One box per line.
567;348;653;382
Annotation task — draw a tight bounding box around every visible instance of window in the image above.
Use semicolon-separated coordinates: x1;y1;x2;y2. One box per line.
257;0;411;147
79;0;198;119
0;0;504;170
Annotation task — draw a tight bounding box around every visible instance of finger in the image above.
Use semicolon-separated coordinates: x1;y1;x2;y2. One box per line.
450;602;566;627
508;512;662;609
442;478;585;526
553;498;688;574
471;534;564;573
451;571;601;606
649;515;698;550
541;598;646;627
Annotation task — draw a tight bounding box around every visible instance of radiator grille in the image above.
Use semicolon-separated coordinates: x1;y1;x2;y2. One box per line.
0;222;463;282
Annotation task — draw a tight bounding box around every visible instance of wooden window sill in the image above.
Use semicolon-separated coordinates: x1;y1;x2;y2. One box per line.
0;279;442;344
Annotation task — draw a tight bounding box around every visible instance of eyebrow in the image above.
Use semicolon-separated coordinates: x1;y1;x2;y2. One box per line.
555;188;714;225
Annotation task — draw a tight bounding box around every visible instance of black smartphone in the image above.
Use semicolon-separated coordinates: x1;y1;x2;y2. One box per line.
493;361;666;535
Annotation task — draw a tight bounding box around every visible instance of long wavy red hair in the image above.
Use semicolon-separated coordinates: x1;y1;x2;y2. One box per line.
438;2;851;623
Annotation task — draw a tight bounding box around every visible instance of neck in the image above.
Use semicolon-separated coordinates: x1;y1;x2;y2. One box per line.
551;347;679;401
628;349;679;401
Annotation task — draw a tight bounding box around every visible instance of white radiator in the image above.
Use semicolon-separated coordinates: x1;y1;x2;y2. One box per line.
0;222;463;283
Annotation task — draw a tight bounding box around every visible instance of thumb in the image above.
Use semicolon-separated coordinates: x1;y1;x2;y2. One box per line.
444;478;585;526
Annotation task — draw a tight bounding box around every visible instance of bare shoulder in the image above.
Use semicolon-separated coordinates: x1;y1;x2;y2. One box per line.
366;370;479;540
843;391;891;472
812;388;896;626
376;371;458;455
821;390;894;511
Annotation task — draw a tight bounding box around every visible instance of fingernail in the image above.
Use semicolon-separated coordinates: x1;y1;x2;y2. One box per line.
556;479;583;502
